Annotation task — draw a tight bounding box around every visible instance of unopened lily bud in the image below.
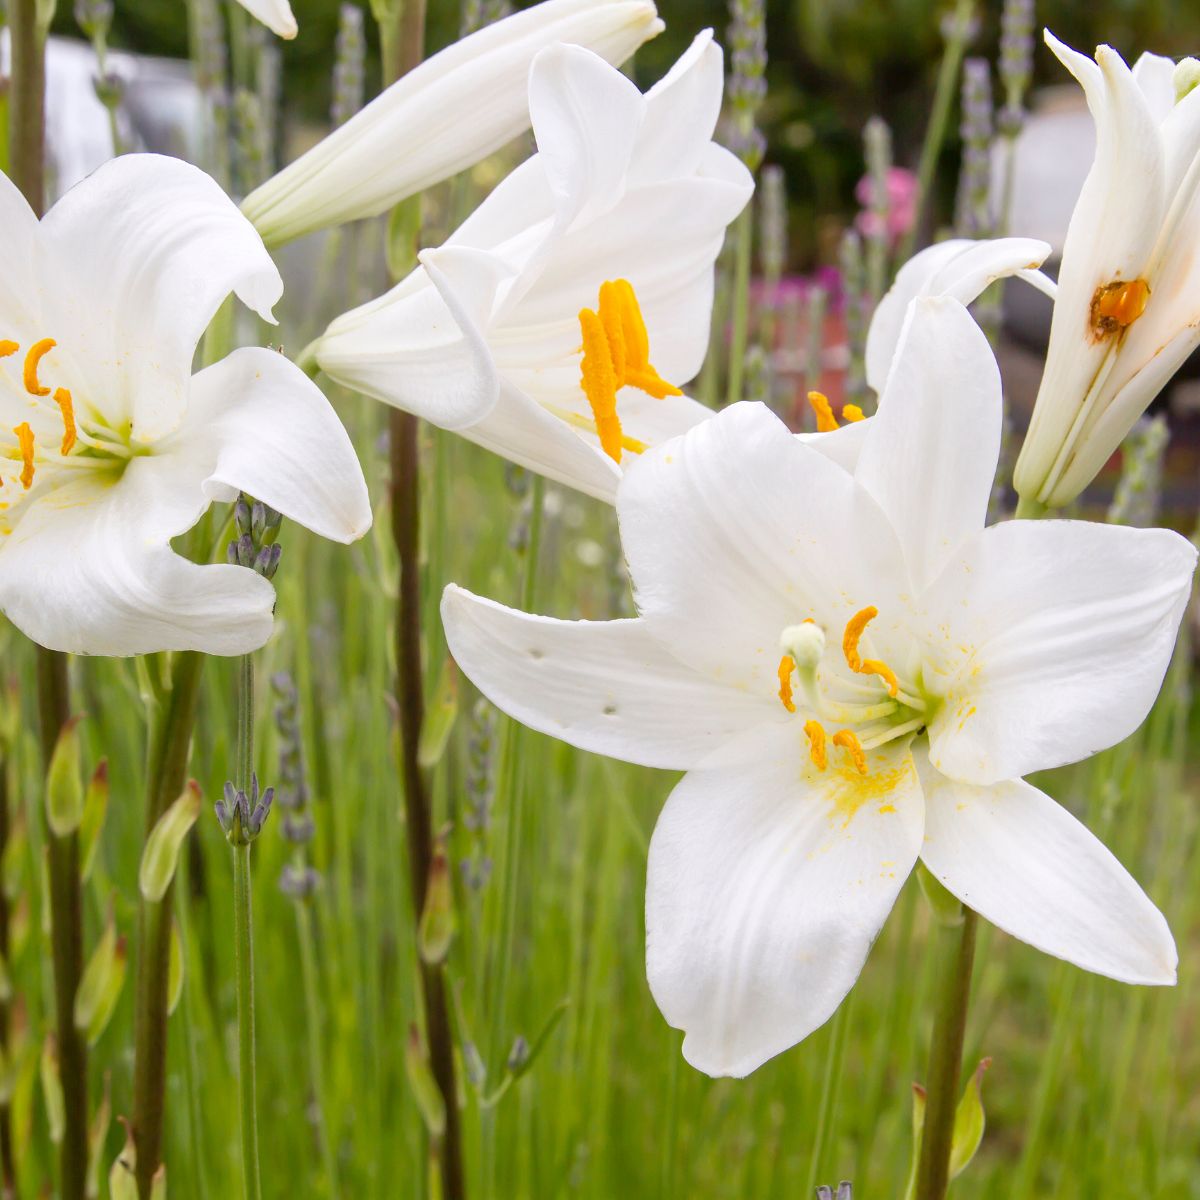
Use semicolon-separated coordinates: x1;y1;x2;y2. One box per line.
241;0;664;246
139;781;203;902
41;1034;64;1145
404;1023;447;1140
79;759;110;883
45;715;85;838
1175;57;1200;103
74;910;127;1045
418;840;457;965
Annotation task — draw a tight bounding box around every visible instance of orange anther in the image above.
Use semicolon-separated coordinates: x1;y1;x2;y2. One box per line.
808;391;839;433
13;423;35;490
23;338;56;397
803;719;828;770
777;654;796;713
1090;278;1150;338
0;340;18;358
832;729;868;775
842;606;900;697
579;307;623;463
842;404;865;423
54;387;76;456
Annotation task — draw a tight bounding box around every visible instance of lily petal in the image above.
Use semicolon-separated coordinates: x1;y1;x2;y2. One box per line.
233;0;297;38
924;518;1197;785
441;585;770;770
919;756;1176;984
619;403;906;692
647;728;923;1077
865;237;1050;394
856;296;1002;593
42;154;282;444
176;347;372;544
0;458;273;657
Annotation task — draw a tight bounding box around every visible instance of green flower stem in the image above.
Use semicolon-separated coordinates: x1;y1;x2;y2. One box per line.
914;907;979;1200
132;650;204;1199
378;3;464;1197
899;0;976;263
725;205;755;406
233;654;262;1200
1014;494;1048;520
0;749;16;1194
807;993;853;1191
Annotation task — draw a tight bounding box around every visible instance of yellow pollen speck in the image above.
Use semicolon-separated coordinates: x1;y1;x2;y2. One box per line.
1090;278;1150;339
832;729;868;775
0;340;18;358
842;606;900;696
54;387;76;456
842;404;865;423
13;423;35;489
808;390;839;433
803;719;827;770
777;654;796;713
23;338;56;397
879;803;896;814
578;280;682;463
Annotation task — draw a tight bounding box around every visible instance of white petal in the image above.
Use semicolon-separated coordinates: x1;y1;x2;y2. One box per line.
441;585;770;770
318;248;506;432
856;296;1001;593
923;519;1197;785
42;154;282;443
0;459;273;656
796;420;870;473
618;402;907;695
865;237;1050;394
241;0;664;245
528;41;645;228
918;757;1176;984
233;0;297;38
176;347;372;544
647;729;923;1077
1131;51;1177;123
1017;34;1167;503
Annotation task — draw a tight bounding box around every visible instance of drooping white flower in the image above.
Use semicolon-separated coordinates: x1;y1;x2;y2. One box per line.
1015;33;1200;508
442;296;1194;1078
315;33;752;504
0;154;371;657
241;0;665;247
235;0;297;40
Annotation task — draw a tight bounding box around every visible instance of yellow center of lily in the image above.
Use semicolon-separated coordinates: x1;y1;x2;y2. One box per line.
577;279;682;463
776;606;926;782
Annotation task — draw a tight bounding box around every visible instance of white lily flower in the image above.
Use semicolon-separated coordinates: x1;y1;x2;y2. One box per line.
442;297;1194;1078
1015;32;1200;508
235;0;297;40
0;154;371;658
241;0;664;247
315;33;752;504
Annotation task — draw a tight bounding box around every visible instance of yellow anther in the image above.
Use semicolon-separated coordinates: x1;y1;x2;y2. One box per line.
808;390;839;433
1090;278;1150;339
597;280;628;382
579;307;623;463
832;729;868;775
803;719;828;770
54;387;76;456
613;278;650;371
23;338;56;397
842;404;865;423
13;423;35;490
842;606;900;697
777;654;796;713
0;340;18;358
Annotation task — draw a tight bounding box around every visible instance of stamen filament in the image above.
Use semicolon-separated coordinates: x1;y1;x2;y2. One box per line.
23;338;56;397
858;716;926;750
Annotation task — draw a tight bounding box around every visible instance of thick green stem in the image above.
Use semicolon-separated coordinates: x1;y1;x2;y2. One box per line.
233;841;261;1200
132;651;204;1199
7;0;45;212
915;908;979;1200
898;0;976;262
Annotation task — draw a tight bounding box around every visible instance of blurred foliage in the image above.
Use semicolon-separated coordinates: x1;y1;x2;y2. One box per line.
47;0;1200;265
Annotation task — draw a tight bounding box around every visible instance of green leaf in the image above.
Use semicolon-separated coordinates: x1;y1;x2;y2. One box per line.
417;659;459;769
139;782;202;903
949;1057;991;1180
45;715;85;838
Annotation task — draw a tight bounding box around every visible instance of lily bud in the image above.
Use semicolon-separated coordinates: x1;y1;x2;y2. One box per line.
418;838;457;965
45;715;85;838
79;759;110;883
240;0;664;246
404;1023;447;1140
139;781;203;903
74;909;128;1046
1174;56;1200;103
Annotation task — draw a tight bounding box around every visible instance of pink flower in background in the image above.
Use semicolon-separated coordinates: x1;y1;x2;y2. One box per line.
856;166;918;243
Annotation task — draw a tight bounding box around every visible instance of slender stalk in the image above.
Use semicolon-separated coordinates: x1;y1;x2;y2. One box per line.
232;654;262;1200
807;996;852;1191
378;2;463;1196
898;0;976;262
0;749;15;1196
7;0;45;211
132;651;204;1199
914;908;979;1200
725;206;755;407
